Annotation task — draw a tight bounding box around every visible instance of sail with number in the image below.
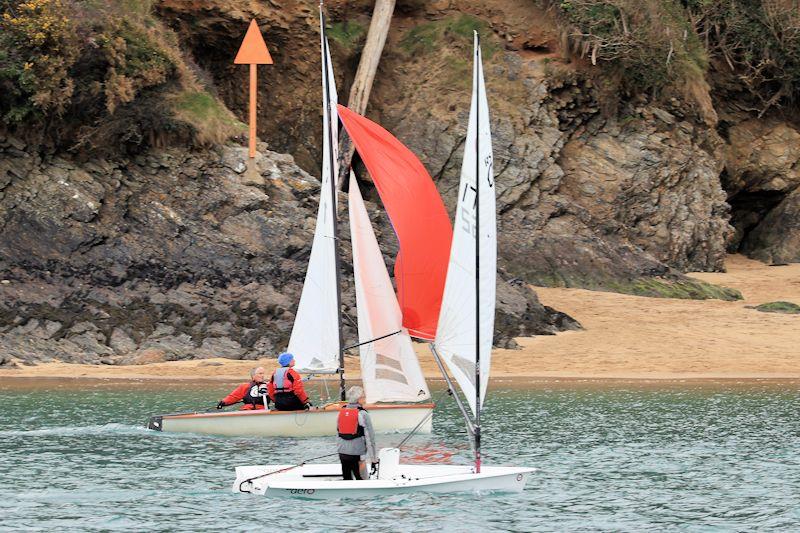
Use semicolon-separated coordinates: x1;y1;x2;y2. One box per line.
286;25;340;373
434;34;496;415
348;173;430;403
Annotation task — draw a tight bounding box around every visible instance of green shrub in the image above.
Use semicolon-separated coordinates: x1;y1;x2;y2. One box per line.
546;0;707;96
0;0;237;153
687;0;800;115
327;21;365;50
0;0;79;122
753;301;800;314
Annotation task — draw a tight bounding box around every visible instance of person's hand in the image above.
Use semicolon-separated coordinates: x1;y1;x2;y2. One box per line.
216;401;225;410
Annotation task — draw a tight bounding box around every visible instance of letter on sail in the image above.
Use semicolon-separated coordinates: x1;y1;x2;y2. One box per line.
349;173;430;403
287;31;340;373
435;35;495;415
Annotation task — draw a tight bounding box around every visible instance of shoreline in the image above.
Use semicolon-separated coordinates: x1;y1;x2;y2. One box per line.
1;255;798;385
2;375;799;392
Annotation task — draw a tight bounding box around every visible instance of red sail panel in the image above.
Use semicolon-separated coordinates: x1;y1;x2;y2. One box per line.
337;104;453;340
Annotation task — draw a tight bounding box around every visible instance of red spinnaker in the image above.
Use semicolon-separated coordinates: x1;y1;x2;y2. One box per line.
337;104;452;340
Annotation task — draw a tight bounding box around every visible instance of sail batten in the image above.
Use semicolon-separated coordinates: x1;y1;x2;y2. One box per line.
434;34;495;416
349;173;430;403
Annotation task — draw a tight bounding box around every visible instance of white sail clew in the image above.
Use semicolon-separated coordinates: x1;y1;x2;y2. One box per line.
287;32;340;373
348;173;431;403
434;34;496;415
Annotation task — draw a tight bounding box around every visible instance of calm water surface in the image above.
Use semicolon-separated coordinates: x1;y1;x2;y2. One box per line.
1;379;798;531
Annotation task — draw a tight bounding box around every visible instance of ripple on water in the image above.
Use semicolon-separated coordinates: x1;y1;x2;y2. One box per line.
0;382;799;531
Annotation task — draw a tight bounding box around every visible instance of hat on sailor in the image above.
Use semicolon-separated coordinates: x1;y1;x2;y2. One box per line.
278;352;294;367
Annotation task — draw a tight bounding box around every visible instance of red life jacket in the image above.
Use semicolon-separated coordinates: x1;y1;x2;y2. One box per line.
337;407;365;440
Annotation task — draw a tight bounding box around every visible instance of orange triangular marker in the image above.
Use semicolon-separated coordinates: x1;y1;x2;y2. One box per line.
234;20;273;64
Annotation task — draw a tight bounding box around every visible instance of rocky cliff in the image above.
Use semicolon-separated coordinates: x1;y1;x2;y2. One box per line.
0;137;574;366
3;0;800;366
153;0;767;295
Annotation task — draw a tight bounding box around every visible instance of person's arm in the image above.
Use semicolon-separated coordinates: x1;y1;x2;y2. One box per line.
290;369;310;404
360;410;376;463
267;378;276;401
219;383;248;407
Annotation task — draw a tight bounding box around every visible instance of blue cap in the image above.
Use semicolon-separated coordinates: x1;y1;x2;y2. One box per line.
278;352;294;367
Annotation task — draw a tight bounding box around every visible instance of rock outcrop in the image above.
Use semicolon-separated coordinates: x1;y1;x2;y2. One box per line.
724;119;800;264
151;1;796;287
0;138;576;366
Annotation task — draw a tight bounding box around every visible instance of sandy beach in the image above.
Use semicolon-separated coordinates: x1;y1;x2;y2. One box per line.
1;255;797;382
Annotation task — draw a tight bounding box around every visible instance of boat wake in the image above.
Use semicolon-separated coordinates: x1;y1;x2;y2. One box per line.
0;423;148;437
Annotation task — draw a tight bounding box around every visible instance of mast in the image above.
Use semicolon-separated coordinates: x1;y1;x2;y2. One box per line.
473;33;481;474
320;3;346;401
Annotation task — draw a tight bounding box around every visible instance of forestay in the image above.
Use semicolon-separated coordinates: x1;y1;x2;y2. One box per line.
348;173;430;403
434;34;495;415
287;32;340;373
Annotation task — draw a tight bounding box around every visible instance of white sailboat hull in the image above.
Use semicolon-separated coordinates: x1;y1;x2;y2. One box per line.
233;463;534;499
148;404;433;437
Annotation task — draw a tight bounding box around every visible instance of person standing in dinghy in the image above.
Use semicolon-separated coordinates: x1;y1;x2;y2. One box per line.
216;367;268;410
267;352;312;411
337;386;377;480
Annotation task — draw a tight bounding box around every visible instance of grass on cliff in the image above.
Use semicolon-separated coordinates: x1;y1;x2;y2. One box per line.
752;301;800;314
401;15;500;59
172;91;244;146
398;15;501;90
326;21;366;51
0;0;240;153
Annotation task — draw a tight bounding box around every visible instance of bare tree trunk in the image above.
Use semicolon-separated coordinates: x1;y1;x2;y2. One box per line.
338;0;395;188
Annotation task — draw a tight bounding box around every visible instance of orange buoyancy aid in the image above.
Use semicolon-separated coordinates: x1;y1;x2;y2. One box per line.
337;407;365;440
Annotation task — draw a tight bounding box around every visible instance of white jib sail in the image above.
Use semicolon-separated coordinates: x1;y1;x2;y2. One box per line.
434;33;496;415
287;30;340;373
349;173;431;403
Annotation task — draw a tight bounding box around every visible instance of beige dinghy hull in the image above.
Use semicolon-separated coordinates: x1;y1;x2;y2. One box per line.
147;403;433;437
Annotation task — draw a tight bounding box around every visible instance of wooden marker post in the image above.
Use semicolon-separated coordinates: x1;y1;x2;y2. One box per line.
234;20;273;159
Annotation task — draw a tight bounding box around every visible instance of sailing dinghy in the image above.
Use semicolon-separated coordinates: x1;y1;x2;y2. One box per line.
148;7;448;438
232;33;534;496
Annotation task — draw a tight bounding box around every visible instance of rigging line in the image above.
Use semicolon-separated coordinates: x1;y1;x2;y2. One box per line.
342;330;401;351
342;309;358;329
393;387;452;450
238;452;340;492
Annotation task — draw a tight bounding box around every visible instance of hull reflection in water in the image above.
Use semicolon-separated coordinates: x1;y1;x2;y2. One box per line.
147;403;433;437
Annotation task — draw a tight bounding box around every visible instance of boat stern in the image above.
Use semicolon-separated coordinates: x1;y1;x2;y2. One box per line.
146;415;163;431
232;465;281;495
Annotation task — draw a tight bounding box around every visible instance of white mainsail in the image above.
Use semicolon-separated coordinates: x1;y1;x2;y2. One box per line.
287;29;340;373
348;173;431;403
434;34;496;415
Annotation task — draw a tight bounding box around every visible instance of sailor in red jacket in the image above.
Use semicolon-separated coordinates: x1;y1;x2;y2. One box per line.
268;352;312;411
216;367;268;410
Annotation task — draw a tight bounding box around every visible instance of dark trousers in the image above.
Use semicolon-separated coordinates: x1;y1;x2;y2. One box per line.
273;393;304;411
339;453;362;480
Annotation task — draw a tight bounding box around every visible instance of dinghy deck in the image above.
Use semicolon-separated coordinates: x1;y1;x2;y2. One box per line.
234;463;534;499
